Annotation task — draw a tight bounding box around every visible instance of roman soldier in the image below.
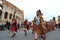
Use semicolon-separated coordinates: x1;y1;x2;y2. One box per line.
6;21;10;30
33;9;47;40
52;17;56;30
23;19;30;35
31;20;36;34
10;18;18;38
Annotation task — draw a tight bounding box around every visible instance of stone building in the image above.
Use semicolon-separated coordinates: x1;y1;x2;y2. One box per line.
0;0;24;24
58;16;60;24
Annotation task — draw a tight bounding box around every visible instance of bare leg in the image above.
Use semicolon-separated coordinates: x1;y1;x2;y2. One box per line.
25;30;27;36
10;32;16;38
34;32;38;40
41;35;45;40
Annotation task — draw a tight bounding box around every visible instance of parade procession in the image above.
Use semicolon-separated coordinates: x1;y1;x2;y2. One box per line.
22;9;56;40
30;10;56;40
0;0;60;40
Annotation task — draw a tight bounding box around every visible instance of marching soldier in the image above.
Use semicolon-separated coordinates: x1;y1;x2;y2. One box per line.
23;19;30;35
52;17;56;30
6;21;10;30
10;18;18;38
33;9;47;40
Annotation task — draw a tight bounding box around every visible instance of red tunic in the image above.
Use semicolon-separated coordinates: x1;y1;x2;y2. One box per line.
11;19;17;32
24;20;30;30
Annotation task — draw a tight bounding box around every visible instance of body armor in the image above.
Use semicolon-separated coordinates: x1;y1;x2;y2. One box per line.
34;16;40;25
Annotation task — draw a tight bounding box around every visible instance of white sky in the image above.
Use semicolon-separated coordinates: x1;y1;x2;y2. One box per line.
7;0;60;21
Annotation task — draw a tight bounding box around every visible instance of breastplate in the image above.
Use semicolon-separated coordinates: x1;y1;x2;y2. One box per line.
35;16;40;25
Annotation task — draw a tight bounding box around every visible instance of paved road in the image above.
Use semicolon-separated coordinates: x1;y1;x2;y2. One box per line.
0;28;60;40
46;29;60;40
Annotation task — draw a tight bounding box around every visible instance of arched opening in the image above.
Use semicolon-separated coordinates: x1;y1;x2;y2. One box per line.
0;5;3;9
9;14;12;19
0;10;2;19
13;15;15;18
4;12;8;19
13;11;16;18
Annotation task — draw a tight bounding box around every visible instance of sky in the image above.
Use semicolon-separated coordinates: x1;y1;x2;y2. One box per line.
6;0;60;22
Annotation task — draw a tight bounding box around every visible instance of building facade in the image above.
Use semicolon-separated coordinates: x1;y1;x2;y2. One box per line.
58;16;60;24
0;0;24;24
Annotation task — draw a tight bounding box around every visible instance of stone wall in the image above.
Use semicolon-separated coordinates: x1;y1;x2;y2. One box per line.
0;0;24;24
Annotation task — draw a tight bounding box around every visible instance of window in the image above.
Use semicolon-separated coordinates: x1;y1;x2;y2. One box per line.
4;12;8;19
9;14;12;19
0;5;3;9
13;14;15;18
0;10;2;19
0;7;2;9
13;11;16;18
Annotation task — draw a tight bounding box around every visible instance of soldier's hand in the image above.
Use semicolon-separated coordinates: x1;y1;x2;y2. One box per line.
42;26;47;30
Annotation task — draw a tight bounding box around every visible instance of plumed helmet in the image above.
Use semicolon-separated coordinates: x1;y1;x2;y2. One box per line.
36;9;43;15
